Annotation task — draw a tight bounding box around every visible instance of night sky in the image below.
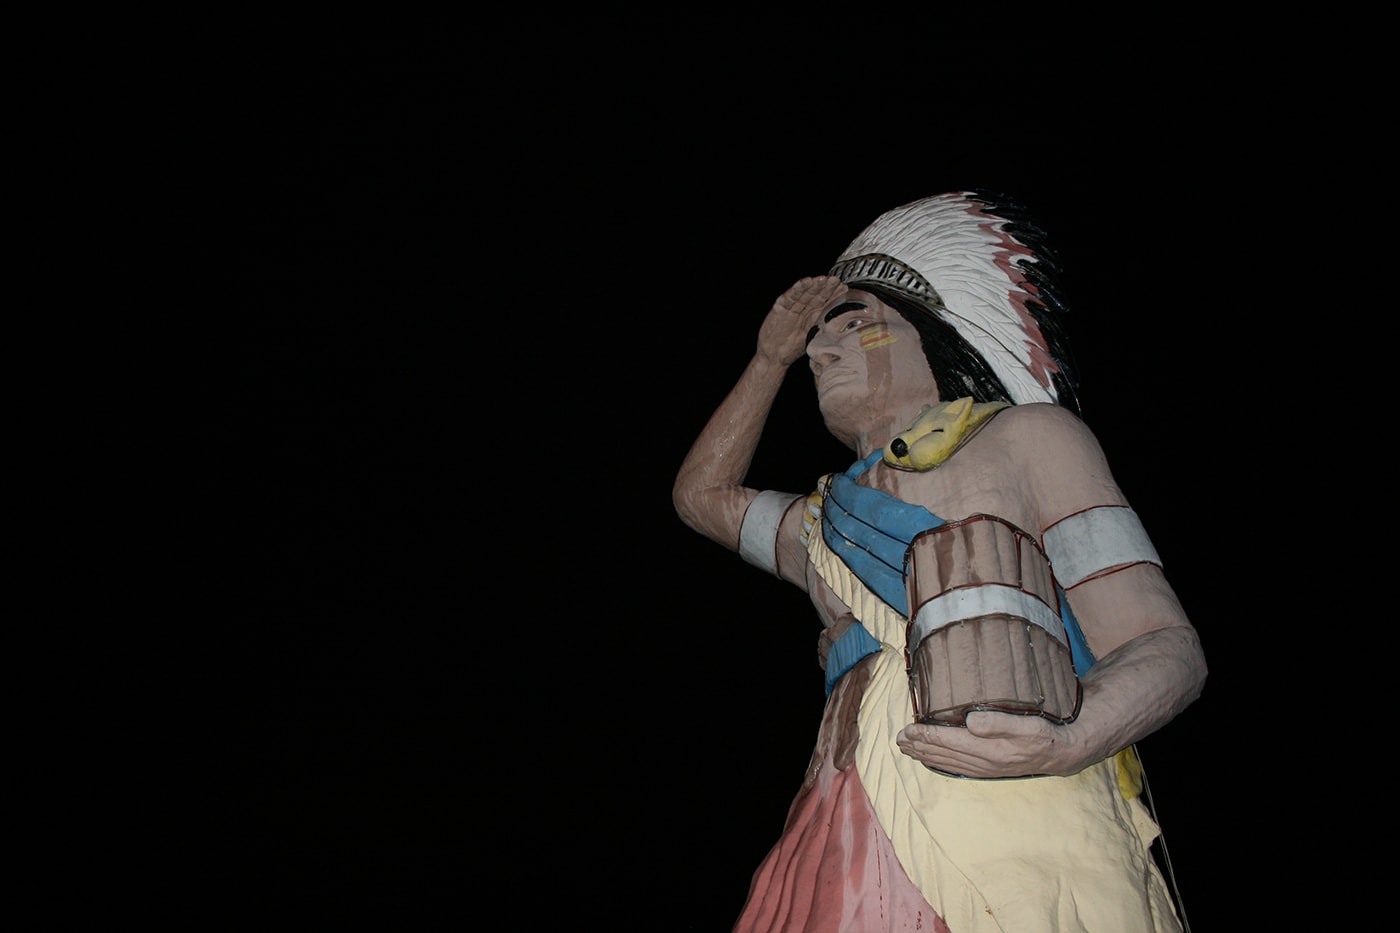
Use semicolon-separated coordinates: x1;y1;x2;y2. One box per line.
164;17;1313;929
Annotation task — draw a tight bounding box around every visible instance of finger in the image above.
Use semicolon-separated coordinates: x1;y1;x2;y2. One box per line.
897;724;964;759
962;710;1044;741
899;740;997;778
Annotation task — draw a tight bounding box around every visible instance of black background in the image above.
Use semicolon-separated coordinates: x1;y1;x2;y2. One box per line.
150;14;1330;929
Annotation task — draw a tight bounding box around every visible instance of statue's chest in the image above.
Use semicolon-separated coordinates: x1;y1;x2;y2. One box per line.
857;452;1036;534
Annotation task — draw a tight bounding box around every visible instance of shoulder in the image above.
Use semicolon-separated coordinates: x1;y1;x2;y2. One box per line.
980;403;1127;525
985;402;1100;455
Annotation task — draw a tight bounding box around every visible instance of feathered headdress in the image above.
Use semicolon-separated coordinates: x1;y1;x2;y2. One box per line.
829;191;1078;412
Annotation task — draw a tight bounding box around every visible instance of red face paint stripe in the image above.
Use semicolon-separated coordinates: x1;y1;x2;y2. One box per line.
859;326;896;350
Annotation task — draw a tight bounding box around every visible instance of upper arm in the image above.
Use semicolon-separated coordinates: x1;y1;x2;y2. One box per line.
738;488;812;590
1060;561;1192;660
773;495;812;588
1009;405;1194;657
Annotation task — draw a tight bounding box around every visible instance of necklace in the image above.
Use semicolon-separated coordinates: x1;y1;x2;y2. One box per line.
882;397;1010;472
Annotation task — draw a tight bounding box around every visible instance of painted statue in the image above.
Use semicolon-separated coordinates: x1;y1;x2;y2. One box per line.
673;191;1207;932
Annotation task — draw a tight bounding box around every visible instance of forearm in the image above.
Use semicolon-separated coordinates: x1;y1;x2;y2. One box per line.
1068;624;1207;767
672;351;792;550
674;275;847;551
896;623;1206;779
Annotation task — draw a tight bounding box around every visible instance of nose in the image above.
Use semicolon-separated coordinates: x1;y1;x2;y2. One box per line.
806;330;842;372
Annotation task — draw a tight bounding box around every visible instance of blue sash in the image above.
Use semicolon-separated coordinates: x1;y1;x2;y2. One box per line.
817;450;1097;695
821;450;942;617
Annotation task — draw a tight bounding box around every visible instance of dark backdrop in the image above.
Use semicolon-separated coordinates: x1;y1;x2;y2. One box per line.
159;15;1311;929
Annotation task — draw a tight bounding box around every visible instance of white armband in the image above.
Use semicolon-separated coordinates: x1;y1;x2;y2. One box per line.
910;583;1069;649
738;491;800;576
1042;505;1162;588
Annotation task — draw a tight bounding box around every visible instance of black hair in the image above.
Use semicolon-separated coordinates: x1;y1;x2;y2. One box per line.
865;285;1018;408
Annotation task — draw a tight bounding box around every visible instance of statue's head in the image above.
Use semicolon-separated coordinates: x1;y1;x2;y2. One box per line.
830;191;1079;415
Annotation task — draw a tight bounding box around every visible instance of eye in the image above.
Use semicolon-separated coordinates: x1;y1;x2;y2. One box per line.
840;317;869;333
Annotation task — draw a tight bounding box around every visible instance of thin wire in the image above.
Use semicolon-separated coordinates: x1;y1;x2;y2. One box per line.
1136;745;1192;933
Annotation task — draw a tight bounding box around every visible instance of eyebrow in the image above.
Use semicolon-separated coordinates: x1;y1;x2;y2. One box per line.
824;301;868;324
807;301;870;345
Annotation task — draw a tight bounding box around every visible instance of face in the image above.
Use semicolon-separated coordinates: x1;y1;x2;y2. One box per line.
806;289;937;444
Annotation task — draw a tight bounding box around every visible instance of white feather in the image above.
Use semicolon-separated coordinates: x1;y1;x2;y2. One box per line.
831;193;1062;406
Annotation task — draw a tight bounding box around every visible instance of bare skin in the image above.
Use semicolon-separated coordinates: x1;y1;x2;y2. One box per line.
673;276;851;562
673;275;1206;779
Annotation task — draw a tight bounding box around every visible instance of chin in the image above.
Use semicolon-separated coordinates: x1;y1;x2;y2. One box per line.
817;412;862;452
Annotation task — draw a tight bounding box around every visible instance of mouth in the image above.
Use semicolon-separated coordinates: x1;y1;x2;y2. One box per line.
817;370;856;393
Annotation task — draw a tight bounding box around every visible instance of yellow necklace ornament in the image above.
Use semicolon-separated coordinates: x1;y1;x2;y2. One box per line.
882;396;1010;472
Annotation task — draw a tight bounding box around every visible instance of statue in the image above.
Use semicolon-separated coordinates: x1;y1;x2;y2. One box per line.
673;191;1207;932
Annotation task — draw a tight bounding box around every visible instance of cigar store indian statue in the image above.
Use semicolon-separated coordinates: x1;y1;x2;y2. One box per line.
673;191;1207;932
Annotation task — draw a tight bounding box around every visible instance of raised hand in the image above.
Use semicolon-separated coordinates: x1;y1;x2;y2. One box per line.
757;276;848;367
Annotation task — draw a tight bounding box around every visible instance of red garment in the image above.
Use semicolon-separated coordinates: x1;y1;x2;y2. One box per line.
733;658;951;933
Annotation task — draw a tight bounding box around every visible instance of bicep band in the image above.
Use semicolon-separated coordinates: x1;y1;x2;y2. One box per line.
1042;505;1162;588
738;491;800;576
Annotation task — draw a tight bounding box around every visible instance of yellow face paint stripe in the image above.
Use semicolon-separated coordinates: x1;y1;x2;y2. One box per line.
858;324;897;351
